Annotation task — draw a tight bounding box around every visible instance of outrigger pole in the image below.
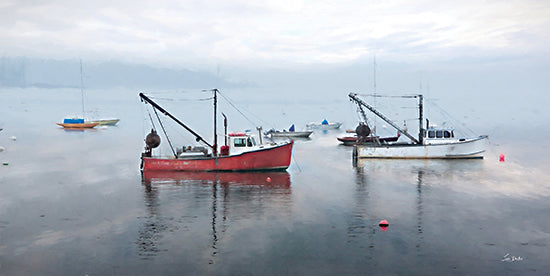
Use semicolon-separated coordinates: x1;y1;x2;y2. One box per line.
349;93;420;144
139;92;214;150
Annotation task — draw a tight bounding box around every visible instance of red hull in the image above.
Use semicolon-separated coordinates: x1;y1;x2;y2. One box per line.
142;141;293;171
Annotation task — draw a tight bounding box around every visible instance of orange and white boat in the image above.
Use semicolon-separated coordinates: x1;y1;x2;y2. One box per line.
57;118;98;129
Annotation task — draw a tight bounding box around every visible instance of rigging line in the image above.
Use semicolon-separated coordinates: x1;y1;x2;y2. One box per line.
145;105;157;132
425;99;476;136
217;92;264;127
356;93;420;98
291;150;302;173
152;106;177;158
150;96;214;102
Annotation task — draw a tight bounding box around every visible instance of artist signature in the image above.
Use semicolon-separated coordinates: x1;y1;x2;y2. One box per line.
501;253;523;262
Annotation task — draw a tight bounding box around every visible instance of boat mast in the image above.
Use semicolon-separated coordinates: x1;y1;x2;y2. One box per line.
139;93;214;150
373;55;377;135
418;94;423;144
213;89;218;156
349;93;419;144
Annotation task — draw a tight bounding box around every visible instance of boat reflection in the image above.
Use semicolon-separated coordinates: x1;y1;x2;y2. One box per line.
138;171;292;262
142;170;291;188
350;158;484;257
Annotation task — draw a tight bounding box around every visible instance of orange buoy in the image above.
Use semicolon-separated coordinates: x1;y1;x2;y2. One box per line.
499;154;505;162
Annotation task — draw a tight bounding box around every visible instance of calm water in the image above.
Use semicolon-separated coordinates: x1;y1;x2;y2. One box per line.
1;88;549;275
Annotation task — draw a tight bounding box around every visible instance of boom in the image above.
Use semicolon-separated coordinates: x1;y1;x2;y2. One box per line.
139;93;214;150
349;93;419;144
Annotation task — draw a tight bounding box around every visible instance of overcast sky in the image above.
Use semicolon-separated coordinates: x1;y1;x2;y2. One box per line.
1;0;549;70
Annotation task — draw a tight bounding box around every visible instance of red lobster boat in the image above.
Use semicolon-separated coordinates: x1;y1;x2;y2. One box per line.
139;91;294;172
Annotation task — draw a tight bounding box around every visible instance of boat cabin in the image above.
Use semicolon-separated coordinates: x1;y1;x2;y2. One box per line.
221;132;262;156
423;126;457;144
176;132;265;158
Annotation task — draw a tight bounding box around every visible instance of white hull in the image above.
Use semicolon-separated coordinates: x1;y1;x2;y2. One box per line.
268;131;313;138
306;122;342;130
355;135;488;159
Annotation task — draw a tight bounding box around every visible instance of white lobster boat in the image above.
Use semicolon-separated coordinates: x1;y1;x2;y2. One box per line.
349;93;488;159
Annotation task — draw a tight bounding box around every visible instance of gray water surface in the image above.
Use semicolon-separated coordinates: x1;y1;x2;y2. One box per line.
0;88;549;275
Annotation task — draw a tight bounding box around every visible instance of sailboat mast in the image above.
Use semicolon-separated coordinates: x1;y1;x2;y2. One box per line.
80;59;85;119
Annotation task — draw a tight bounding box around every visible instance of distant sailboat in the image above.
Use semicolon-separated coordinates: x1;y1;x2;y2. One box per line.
57;60;98;129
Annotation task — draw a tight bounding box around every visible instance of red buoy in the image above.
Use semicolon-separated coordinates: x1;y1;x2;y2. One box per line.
499;154;505;162
379;219;389;231
266;177;271;182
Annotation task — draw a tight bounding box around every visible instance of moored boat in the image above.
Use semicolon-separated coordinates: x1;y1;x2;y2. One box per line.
265;125;312;138
57;118;98;129
139;90;294;172
306;119;342;130
349;93;488;159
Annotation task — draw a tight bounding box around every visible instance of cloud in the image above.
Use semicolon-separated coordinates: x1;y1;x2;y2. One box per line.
0;0;549;69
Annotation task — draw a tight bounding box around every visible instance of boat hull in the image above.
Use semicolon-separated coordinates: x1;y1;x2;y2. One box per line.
142;141;293;171
269;131;312;138
338;136;399;146
355;136;488;159
57;123;99;129
87;119;120;126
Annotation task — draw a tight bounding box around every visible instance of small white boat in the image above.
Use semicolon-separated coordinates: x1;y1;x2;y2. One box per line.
265;124;312;138
266;129;313;138
306;119;342;130
86;118;120;126
349;93;488;159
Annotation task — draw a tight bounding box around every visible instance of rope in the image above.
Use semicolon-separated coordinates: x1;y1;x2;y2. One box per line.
425;99;477;136
217;91;271;128
152;106;177;158
146;105;157;132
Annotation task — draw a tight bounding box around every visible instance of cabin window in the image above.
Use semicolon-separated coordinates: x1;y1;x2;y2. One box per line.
234;138;246;147
451;131;455;138
444;131;451;138
247;137;253;147
250;137;257;146
436;130;443;138
428;130;435;138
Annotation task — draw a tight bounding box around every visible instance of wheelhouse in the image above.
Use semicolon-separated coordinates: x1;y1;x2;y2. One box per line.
224;132;261;155
423;127;457;144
